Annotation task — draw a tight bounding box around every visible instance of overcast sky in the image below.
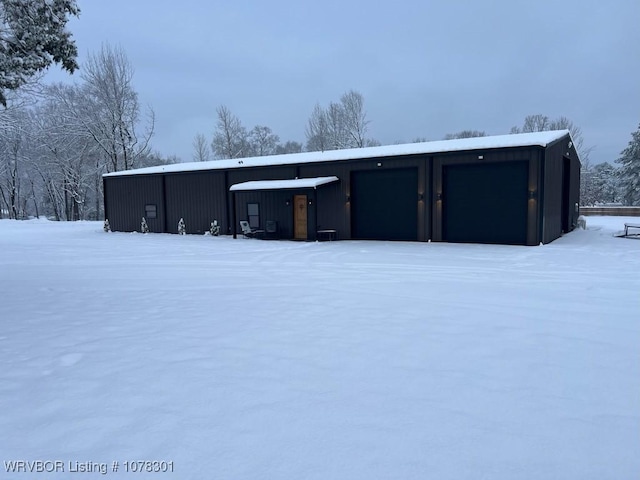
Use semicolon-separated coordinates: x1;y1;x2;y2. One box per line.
45;0;640;165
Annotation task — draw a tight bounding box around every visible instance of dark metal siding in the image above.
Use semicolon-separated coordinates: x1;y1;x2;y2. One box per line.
164;171;226;234
542;146;562;243
541;133;578;244
316;181;343;236
227;166;298;185
570;155;581;228
104;175;165;232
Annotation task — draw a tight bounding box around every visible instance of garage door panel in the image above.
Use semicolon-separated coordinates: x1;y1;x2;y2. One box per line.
351;168;418;241
443;161;528;245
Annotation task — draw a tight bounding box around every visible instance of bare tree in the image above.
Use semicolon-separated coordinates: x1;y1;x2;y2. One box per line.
0;105;35;219
511;114;592;164
443;130;486;140
80;43;154;172
248;125;279;156
211;105;248;159
0;115;23;218
192;133;210;162
305;103;330;152
138;151;178;167
45;83;109;218
305;90;375;151
340;90;369;148
275;140;303;155
30;94;98;220
0;43;168;221
511;114;551;134
548;116;593;164
512;114;595;205
326;101;348;149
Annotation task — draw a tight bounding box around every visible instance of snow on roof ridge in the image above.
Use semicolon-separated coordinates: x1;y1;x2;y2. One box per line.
104;130;570;178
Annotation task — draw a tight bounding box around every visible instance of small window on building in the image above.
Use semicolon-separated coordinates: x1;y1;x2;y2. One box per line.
247;203;260;228
145;204;157;219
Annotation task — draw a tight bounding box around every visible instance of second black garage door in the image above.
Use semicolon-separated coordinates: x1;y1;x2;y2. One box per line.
442;161;528;245
351;168;418;241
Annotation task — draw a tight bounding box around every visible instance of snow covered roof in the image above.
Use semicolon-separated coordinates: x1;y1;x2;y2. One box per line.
229;176;339;192
104;130;571;178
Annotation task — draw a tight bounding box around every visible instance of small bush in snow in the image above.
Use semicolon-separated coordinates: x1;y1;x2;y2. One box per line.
210;221;220;236
141;217;149;234
103;219;111;232
178;218;186;235
577;216;587;229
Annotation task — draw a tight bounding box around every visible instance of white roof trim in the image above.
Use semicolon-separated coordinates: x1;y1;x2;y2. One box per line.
104;130;571;178
229;176;339;192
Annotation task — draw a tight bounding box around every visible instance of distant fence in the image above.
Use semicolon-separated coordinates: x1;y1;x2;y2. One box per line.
579;206;640;216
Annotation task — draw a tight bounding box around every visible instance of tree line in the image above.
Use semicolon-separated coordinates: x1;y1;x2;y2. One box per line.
0;44;171;221
194;89;379;162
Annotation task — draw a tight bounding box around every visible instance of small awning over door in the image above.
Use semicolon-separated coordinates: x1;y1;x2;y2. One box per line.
229;176;339;192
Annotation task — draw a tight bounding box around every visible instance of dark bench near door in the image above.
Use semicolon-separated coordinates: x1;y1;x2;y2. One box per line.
316;229;337;241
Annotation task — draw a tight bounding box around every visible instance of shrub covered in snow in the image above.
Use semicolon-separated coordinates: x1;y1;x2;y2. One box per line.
577;216;587;229
178;218;186;235
141;217;149;234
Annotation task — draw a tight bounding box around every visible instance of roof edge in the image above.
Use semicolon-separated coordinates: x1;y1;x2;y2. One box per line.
104;130;571;178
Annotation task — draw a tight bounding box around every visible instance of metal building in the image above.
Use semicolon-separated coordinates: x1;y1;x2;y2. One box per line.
103;130;580;246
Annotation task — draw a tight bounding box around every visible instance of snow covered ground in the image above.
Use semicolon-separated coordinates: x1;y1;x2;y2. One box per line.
1;217;639;479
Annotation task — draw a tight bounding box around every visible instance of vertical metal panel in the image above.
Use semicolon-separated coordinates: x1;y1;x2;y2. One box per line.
527;150;542;245
542;154;562;243
432;156;444;242
103;174;165;232
103;177;109;222
161;175;168;233
316;181;343;237
164;171;226;234
418;159;429;241
570;155;581;227
541;134;576;243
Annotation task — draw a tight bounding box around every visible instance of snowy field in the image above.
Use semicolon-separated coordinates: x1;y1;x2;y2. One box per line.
1;217;639;480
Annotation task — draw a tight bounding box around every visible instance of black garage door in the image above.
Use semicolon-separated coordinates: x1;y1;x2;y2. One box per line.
351;168;418;241
443;161;528;245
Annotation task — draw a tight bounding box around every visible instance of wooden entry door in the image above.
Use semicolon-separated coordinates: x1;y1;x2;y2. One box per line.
294;195;308;240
